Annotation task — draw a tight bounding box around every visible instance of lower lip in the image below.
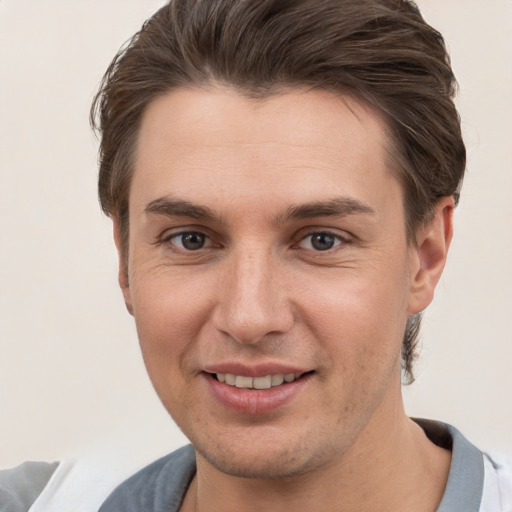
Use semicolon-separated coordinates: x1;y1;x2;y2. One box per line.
204;373;311;415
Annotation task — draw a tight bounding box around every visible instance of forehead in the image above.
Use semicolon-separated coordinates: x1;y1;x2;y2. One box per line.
131;87;400;216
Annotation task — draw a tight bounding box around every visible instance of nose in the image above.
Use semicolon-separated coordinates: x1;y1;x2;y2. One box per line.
212;248;294;344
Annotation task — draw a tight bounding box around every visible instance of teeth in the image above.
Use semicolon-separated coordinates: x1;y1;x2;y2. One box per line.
235;375;253;388
271;374;284;386
253;376;272;389
216;373;302;389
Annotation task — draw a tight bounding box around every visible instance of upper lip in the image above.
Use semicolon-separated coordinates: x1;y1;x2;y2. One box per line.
203;362;311;378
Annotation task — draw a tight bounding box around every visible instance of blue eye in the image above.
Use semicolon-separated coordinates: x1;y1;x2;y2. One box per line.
299;232;342;251
171;232;208;250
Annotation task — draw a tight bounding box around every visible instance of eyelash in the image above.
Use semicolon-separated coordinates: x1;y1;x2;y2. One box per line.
296;231;348;252
158;229;350;253
160;231;213;251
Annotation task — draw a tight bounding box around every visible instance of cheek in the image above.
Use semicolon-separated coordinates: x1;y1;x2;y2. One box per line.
300;265;409;374
128;267;214;376
127;271;210;421
308;277;407;423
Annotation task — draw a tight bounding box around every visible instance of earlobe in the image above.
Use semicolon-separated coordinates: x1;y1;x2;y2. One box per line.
407;197;454;315
113;217;134;316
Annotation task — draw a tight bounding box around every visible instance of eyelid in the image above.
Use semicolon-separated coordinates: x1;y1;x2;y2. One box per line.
294;229;352;251
172;231;211;250
163;229;208;241
156;227;215;249
154;226;352;251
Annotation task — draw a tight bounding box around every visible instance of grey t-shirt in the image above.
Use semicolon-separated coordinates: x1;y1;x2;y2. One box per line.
98;420;485;512
0;461;59;512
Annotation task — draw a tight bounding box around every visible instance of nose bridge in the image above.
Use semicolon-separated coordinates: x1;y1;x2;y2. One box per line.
214;243;292;343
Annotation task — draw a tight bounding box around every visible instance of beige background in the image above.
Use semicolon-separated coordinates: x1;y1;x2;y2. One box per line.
1;0;511;469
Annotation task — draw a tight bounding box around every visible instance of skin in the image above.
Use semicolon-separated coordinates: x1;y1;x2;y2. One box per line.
115;87;453;511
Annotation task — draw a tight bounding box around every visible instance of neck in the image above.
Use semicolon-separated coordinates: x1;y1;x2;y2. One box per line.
181;382;451;512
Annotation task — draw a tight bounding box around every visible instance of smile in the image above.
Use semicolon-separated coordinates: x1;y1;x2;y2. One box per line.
215;373;303;389
205;370;313;414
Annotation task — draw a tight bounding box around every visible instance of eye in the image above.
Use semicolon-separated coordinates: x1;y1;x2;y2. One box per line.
169;231;209;251
298;232;343;251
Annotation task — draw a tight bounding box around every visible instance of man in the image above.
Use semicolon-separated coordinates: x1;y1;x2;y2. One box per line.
87;0;509;511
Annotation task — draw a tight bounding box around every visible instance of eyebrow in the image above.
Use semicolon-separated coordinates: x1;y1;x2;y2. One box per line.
145;198;221;222
276;197;375;225
144;196;375;225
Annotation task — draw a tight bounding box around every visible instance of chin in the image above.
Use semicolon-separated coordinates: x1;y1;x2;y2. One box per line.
193;431;336;480
199;450;314;479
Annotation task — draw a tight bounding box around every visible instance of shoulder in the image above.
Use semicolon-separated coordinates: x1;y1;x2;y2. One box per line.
414;418;512;512
0;461;59;512
99;444;196;512
480;452;512;512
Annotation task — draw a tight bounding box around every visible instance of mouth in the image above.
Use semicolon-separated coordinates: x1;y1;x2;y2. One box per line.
212;371;312;390
204;369;314;414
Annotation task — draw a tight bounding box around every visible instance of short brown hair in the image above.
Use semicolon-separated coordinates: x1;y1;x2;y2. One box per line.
91;0;466;383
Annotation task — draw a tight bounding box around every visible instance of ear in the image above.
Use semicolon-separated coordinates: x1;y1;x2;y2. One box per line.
113;216;134;316
407;197;454;315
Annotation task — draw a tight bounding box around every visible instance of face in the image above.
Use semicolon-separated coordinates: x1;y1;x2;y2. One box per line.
119;87;437;479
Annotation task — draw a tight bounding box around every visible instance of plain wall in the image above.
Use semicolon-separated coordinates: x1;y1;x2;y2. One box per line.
1;0;511;469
